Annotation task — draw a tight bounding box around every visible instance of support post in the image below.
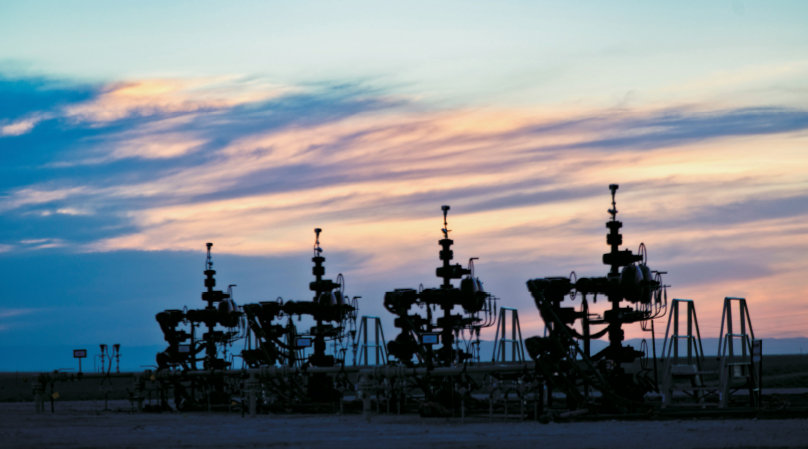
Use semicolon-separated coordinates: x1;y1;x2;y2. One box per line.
246;373;258;418
359;374;373;422
33;382;45;413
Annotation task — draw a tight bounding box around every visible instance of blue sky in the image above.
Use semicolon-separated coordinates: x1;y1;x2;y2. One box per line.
1;1;807;368
3;1;807;106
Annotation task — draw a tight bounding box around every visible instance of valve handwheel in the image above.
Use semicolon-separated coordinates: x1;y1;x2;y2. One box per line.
638;242;648;265
336;273;345;295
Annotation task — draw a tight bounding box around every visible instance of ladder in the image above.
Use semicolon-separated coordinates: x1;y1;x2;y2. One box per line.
492;308;525;362
661;299;717;408
718;297;760;408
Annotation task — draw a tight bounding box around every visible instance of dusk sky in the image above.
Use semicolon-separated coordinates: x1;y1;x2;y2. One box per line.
1;1;807;367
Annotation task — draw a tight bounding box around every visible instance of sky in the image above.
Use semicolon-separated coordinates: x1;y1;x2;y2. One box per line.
1;1;807;368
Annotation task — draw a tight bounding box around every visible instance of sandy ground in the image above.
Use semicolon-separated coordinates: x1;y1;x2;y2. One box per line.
1;400;806;448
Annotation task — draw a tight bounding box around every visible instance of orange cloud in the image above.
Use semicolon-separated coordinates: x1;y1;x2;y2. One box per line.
65;77;291;123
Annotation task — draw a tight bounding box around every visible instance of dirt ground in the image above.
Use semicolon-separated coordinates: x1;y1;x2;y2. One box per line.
0;400;806;449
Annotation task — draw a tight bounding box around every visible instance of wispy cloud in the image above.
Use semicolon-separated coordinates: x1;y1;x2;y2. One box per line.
1;74;807;339
0;114;45;136
0;308;38;319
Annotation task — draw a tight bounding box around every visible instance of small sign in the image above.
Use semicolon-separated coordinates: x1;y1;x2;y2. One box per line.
178;344;191;354
295;338;312;348
73;349;87;358
421;333;440;345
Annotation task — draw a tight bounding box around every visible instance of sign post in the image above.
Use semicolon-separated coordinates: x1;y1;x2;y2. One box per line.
73;349;87;373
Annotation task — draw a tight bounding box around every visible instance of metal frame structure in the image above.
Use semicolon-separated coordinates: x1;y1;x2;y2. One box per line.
492;308;525;363
718;297;761;407
31;185;769;422
660;299;713;408
355;316;388;366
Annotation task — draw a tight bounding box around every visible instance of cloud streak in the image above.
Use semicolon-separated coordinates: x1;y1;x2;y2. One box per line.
1;74;807;340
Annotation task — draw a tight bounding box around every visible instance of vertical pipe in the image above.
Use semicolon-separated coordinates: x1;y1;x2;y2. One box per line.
247;373;257;418
191;322;196;371
583;299;590;400
375;319;381;365
651;319;659;393
461;397;465;424
360;375;372;422
134;376;144;413
673;301;679;364
33;382;44;413
363;317;369;366
520;394;524;421
534;390;538;421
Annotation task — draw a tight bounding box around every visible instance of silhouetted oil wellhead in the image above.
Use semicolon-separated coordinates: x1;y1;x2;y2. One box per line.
386;205;498;368
525;184;668;407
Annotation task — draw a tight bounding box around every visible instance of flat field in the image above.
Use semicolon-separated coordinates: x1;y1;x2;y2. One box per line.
1;400;807;449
